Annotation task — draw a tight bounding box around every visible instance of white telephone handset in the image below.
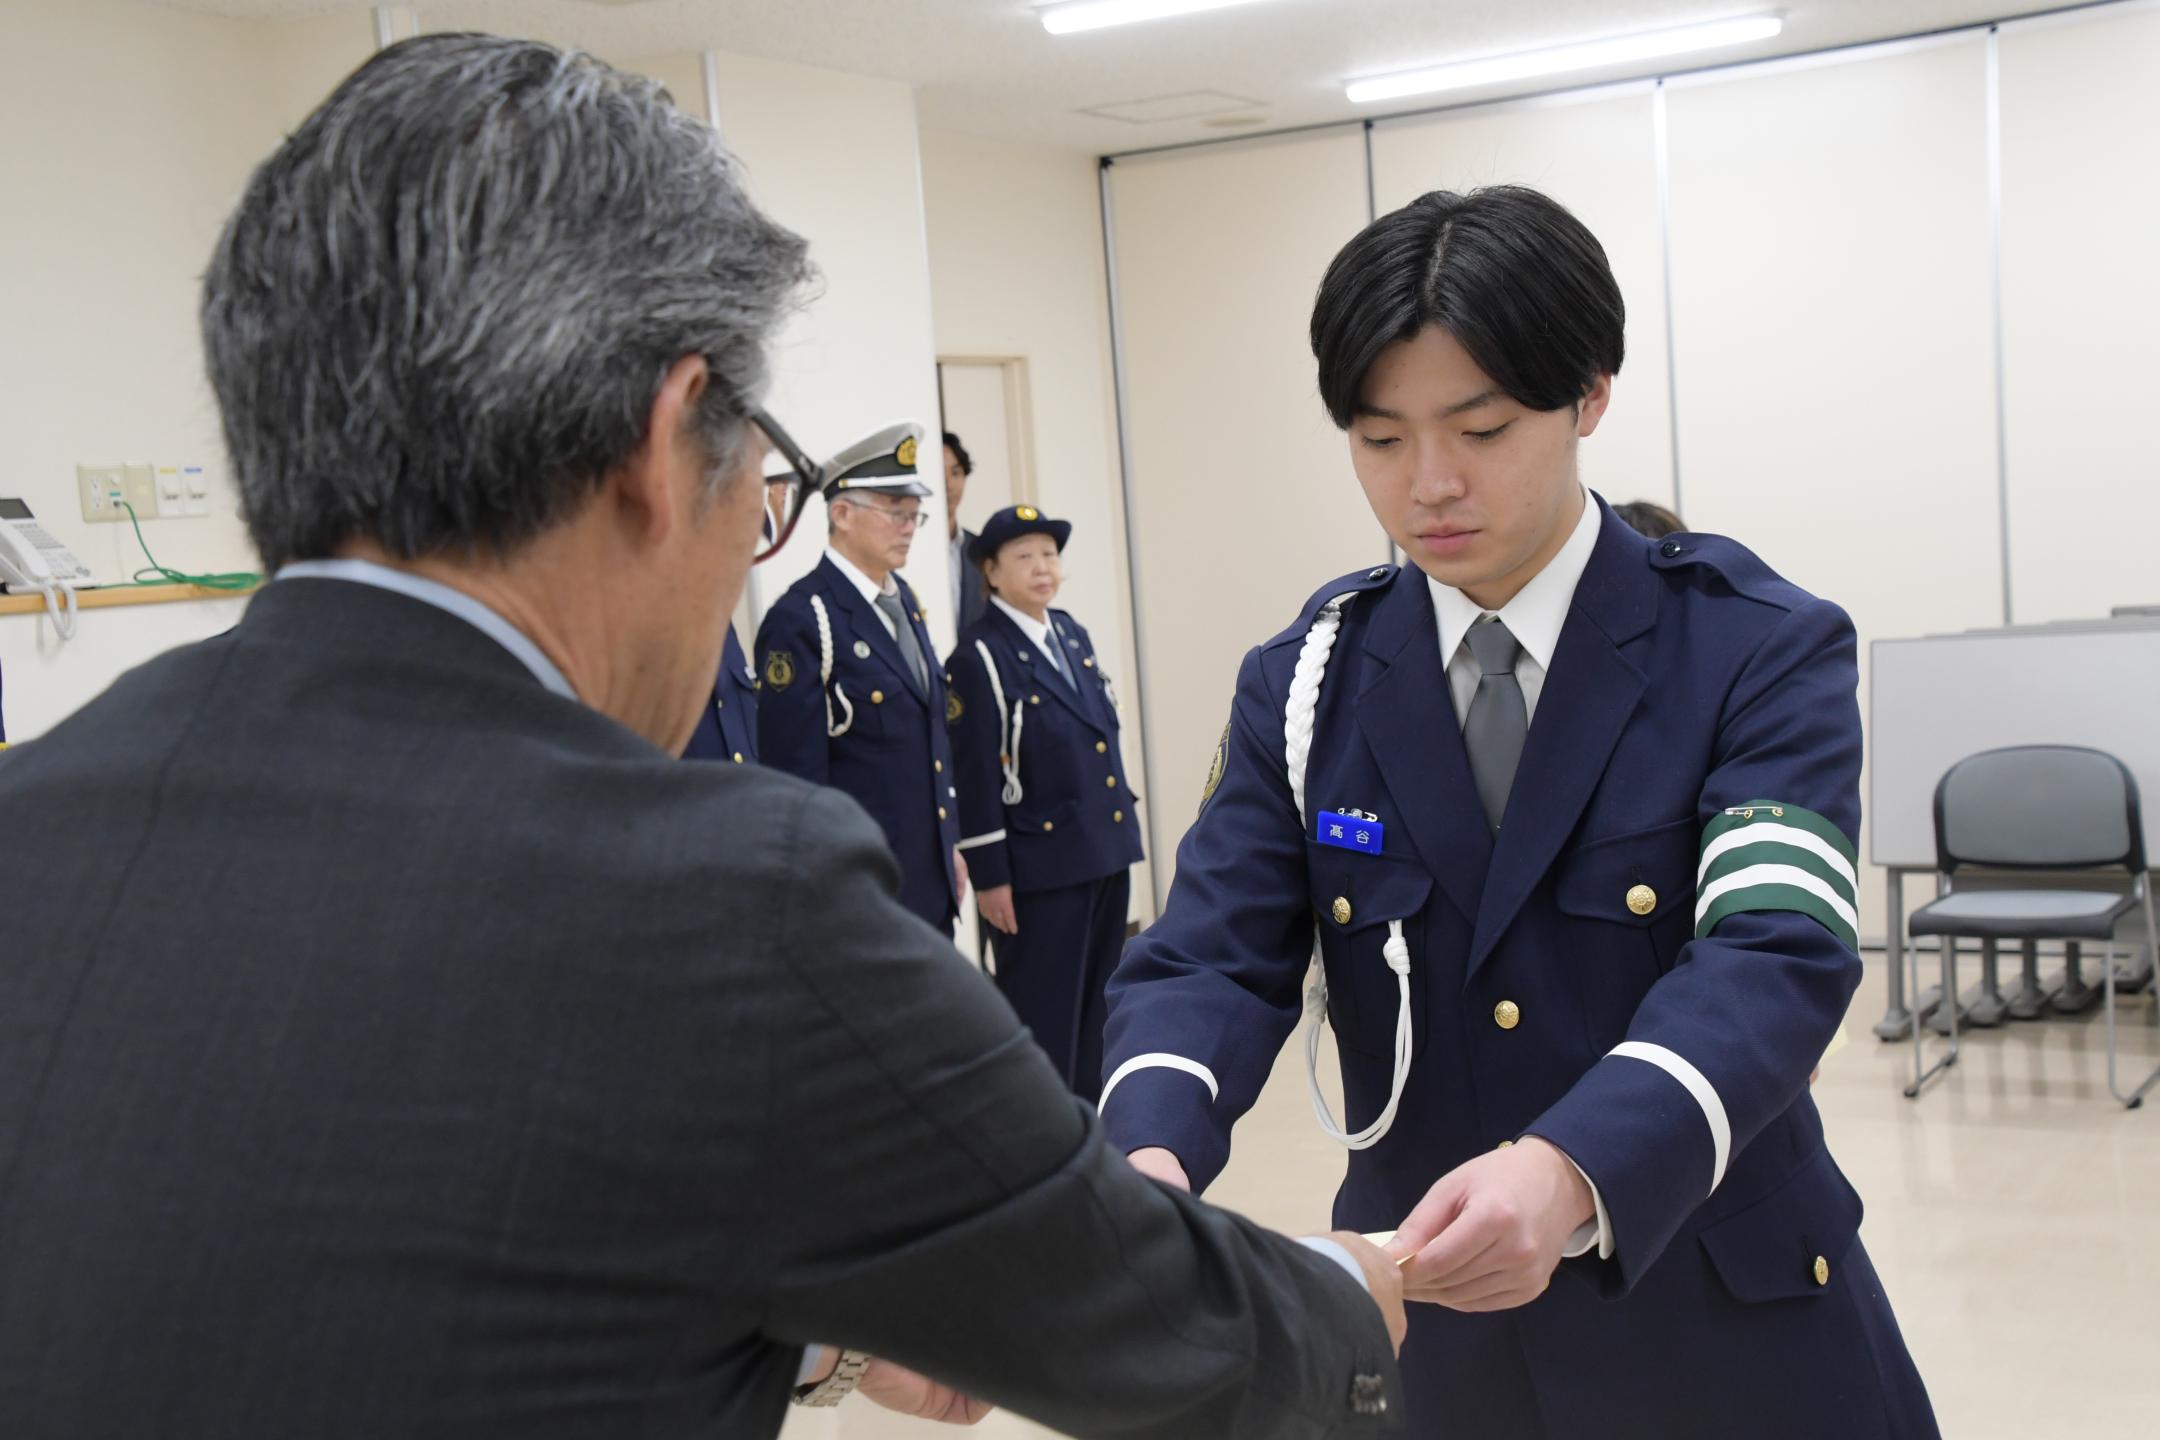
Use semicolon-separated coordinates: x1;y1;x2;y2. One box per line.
0;498;87;640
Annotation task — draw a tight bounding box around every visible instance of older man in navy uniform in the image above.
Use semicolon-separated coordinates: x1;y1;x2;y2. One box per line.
756;424;965;934
1099;187;1937;1437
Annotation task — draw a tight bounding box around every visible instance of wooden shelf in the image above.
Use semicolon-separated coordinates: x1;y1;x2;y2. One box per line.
0;581;259;617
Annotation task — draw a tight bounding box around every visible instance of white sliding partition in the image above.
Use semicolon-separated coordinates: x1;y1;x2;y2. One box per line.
1997;5;2160;624
1370;89;1676;509
1107;130;1375;894
1664;36;2001;936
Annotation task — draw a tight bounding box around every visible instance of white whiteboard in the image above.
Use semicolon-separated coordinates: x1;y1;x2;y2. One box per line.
1868;623;2160;868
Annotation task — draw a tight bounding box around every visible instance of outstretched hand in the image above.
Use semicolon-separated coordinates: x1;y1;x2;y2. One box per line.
1384;1137;1594;1312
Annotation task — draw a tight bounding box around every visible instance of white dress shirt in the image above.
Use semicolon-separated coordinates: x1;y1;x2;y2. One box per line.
1423;489;1616;1263
825;547;900;639
990;595;1065;676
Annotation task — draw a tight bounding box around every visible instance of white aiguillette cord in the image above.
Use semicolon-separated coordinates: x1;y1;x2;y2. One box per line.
1286;594;1413;1151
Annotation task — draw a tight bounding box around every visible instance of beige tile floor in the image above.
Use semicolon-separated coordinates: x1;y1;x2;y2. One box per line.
786;955;2160;1439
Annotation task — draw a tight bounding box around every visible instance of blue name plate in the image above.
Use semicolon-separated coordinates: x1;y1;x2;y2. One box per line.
1316;811;1385;855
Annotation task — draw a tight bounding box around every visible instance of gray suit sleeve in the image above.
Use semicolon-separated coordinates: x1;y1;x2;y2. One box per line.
757;787;1402;1438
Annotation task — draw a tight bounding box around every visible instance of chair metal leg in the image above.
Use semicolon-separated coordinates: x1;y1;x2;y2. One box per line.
1967;937;2009;1027
1927;940;1972;1035
1875;868;1916;1041
2054;939;2101;1014
2007;938;2048;1020
2105;929;2160;1109
1908;931;1960;1099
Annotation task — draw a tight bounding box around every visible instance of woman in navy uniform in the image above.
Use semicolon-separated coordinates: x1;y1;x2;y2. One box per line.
755;423;965;935
946;506;1143;1101
1097;187;1937;1437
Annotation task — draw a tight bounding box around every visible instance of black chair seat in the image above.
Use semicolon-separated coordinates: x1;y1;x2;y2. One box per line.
1908;888;2135;941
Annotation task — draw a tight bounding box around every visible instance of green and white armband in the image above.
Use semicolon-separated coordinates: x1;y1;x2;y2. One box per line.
1695;802;1860;950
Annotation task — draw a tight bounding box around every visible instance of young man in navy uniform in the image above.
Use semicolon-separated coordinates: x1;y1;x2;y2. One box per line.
755;424;966;934
1099;187;1938;1437
946;505;1143;1101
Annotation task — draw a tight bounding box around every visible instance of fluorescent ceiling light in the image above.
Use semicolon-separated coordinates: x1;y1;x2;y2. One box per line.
1041;0;1272;37
1346;14;1785;104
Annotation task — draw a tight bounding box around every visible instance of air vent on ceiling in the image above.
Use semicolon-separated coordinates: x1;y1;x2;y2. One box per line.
1077;91;1268;125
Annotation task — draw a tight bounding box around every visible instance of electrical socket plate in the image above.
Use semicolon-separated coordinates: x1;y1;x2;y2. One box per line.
122;463;157;521
78;464;125;522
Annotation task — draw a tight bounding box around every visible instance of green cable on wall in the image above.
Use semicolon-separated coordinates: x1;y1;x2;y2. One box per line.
117;501;261;591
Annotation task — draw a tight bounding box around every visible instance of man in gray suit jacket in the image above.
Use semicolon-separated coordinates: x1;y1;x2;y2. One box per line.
0;33;1404;1440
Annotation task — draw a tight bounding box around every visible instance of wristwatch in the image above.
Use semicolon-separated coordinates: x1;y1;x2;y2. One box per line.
791;1349;871;1407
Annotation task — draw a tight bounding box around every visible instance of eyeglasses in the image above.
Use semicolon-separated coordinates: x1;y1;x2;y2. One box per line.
844;500;927;532
751;410;822;565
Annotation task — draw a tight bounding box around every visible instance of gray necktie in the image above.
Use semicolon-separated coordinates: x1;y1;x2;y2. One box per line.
874;590;929;694
1463;617;1528;832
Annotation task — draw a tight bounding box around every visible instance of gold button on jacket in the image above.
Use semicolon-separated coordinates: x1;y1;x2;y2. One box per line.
1627;884;1657;916
1494;1000;1522;1030
1331;897;1352;926
1813;1256;1830;1286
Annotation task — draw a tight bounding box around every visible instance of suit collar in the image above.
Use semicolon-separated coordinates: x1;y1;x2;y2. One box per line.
986;604;1105;732
815;555;926;704
1465;499;1658;976
276;559;575;701
1354;573;1493;925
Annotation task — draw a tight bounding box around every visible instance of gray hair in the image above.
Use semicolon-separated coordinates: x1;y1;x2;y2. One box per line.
202;33;812;569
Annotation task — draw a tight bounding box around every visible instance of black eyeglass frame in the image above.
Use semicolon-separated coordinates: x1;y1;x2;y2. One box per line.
751;410;823;565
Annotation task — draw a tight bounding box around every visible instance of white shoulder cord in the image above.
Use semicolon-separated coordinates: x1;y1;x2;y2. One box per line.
1287;593;1412;1151
973;640;1025;804
808;594;854;738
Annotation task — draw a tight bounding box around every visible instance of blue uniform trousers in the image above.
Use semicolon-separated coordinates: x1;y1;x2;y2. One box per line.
989;870;1129;1104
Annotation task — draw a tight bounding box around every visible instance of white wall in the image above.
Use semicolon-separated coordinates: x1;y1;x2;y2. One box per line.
1998;4;2160;624
919;129;1157;916
1107;128;1379;900
0;0;376;740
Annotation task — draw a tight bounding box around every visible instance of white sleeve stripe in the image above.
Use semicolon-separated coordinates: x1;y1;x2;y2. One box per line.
1697;823;1857;890
1695;863;1860;932
956;830;1008;851
1098;1053;1220;1114
1609;1041;1731;1194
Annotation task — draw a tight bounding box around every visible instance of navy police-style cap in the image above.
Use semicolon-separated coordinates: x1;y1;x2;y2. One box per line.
969;504;1072;563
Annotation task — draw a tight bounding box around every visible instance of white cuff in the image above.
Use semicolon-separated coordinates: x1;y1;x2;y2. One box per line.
956;829;1007;851
1098;1053;1220;1113
1558;1154;1614;1261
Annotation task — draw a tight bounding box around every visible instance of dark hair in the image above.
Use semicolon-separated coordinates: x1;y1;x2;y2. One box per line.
942;431;973;476
1310;185;1624;428
1612;500;1685;539
203;34;812;570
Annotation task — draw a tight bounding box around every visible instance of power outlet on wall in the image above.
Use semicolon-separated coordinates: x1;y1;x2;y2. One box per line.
122;462;157;521
77;463;125;522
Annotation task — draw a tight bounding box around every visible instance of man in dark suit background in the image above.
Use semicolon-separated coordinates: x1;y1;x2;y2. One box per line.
944;429;991;631
0;34;1405;1440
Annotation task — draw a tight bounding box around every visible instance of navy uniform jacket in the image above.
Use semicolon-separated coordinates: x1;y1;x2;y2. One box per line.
1101;500;1933;1437
680;626;759;764
756;556;961;930
946;605;1143;893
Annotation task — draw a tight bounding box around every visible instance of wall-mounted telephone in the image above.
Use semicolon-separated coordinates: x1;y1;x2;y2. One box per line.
0;498;87;639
